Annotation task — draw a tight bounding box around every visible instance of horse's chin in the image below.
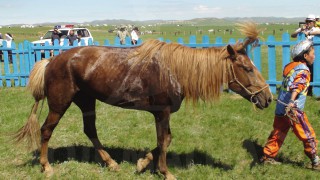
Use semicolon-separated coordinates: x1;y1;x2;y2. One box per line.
249;95;271;110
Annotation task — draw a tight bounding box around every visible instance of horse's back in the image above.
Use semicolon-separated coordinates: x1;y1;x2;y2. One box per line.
44;46;183;111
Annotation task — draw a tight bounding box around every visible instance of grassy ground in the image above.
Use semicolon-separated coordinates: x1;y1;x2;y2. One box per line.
1;87;320;179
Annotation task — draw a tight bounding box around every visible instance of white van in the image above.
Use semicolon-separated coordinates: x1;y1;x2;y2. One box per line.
32;25;94;46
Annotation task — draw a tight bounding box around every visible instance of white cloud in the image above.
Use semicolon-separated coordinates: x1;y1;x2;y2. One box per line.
193;5;221;14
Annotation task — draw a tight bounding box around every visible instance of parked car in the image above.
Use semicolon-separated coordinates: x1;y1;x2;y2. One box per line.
32;25;94;46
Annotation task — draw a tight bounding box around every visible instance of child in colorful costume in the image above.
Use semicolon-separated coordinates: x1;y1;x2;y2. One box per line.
261;40;320;170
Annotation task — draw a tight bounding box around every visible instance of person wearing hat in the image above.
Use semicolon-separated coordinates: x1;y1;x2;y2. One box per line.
260;40;320;170
51;27;62;45
116;25;130;45
291;14;320;40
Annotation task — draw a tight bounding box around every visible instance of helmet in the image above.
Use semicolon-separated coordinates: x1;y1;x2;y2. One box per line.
291;40;313;59
306;14;316;21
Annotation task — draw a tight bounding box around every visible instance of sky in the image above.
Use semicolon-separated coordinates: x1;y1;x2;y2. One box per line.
1;0;320;25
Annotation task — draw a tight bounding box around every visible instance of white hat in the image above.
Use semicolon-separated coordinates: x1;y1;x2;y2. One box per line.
306;14;316;21
291;40;313;59
316;15;320;19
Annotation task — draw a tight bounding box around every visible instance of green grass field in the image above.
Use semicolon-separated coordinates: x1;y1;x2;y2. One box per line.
1;88;320;179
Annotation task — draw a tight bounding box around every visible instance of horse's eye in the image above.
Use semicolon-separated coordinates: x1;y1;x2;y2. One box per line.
244;66;253;72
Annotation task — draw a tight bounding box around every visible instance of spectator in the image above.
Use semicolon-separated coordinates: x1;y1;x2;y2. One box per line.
291;14;320;40
76;31;82;45
131;27;140;45
291;14;320;95
260;40;320;170
316;16;320;28
0;33;2;60
0;33;3;47
5;33;13;63
116;25;129;45
51;27;62;45
5;33;13;48
66;30;78;46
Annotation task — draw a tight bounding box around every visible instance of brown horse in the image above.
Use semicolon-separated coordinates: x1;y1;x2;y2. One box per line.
15;22;272;179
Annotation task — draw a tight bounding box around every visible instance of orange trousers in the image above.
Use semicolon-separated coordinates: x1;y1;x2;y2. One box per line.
263;112;318;160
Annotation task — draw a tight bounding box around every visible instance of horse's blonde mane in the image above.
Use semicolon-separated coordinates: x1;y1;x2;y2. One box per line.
131;39;229;103
131;22;260;103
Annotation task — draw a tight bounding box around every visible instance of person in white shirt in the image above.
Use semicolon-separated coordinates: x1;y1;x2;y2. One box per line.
5;33;14;62
131;27;140;45
5;33;13;48
291;14;320;40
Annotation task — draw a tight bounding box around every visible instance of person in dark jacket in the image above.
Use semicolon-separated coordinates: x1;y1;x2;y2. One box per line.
51;27;62;45
66;30;78;46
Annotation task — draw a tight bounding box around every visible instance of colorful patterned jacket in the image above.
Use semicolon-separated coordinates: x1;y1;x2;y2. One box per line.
275;62;310;115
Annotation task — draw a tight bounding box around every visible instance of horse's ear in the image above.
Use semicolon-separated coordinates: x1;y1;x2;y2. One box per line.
221;45;237;60
226;45;237;60
227;45;236;56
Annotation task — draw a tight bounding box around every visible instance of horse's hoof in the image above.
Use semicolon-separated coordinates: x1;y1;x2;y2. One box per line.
165;173;176;180
41;165;54;177
108;162;120;172
136;158;146;173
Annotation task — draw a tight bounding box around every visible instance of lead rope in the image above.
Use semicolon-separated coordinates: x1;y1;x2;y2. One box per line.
276;99;300;125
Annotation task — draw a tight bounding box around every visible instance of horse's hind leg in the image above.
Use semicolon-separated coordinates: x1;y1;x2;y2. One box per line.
137;107;175;180
73;94;119;171
40;110;69;176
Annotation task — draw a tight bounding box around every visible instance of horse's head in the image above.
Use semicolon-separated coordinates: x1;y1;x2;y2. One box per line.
223;44;272;109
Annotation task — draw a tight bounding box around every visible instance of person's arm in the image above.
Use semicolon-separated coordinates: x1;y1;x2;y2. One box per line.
288;70;309;107
309;28;320;36
291;27;303;38
5;34;12;41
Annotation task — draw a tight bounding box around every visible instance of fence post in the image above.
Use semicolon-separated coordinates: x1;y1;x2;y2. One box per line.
189;35;196;44
215;37;223;46
313;36;320;96
177;37;184;44
282;33;291;70
202;35;209;46
267;35;277;94
104;39;110;46
253;44;262;72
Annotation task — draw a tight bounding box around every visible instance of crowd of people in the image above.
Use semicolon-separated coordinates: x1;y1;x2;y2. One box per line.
116;25;140;45
52;25;140;46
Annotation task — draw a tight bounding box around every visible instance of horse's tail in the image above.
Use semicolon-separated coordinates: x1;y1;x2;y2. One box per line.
14;59;50;150
27;59;50;101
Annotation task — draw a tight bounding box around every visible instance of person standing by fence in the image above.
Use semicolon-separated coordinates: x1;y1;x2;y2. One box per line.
291;14;320;40
131;27;140;45
116;26;130;45
5;33;13;63
51;27;62;45
66;30;78;46
260;40;320;170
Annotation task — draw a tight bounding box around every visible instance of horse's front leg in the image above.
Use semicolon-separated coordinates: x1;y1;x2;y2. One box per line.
137;107;175;180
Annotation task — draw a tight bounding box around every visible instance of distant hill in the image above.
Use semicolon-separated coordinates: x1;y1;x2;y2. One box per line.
85;17;305;26
7;17;305;27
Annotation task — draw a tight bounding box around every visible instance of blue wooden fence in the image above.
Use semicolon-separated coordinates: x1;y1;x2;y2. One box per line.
1;34;320;96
